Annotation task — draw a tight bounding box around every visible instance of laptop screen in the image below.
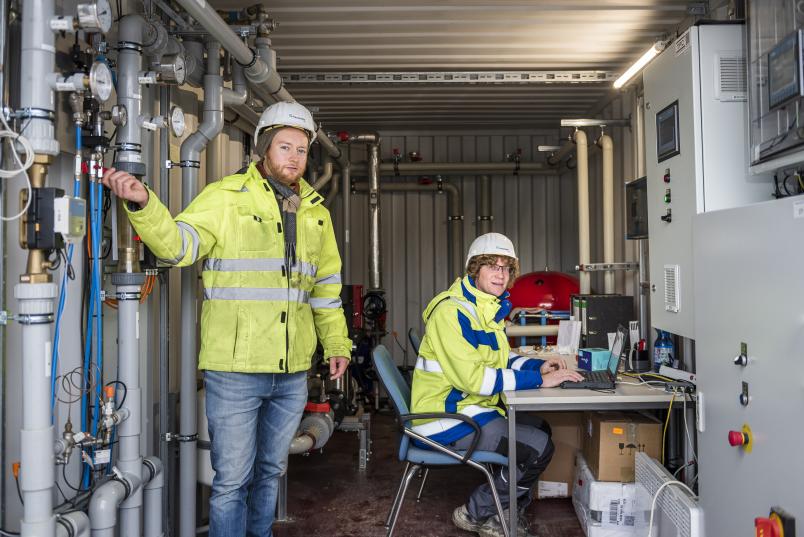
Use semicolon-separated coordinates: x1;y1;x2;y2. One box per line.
607;329;626;376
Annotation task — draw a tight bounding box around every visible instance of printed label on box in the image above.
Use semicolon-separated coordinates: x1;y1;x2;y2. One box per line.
537;481;568;498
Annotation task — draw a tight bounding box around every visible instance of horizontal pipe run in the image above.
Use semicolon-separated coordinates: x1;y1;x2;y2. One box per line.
351;161;551;176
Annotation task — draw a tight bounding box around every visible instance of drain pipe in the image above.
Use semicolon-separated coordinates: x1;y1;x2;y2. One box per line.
55;511;90;537
353;180;464;279
178;40;224;537
142;456;164;537
341;164;352;282
351;161;551;176
477;175;492;235
597;132;615;294
367;141;382;290
16;0;60;533
574;129;591;294
288;412;335;455
89;473;142;537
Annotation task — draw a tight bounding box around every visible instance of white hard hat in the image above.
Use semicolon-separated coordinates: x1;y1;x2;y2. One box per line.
466;233;517;268
254;101;318;146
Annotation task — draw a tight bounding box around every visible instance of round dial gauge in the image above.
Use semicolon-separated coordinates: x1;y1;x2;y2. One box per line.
89;61;113;102
77;0;112;33
157;53;187;86
170;106;185;137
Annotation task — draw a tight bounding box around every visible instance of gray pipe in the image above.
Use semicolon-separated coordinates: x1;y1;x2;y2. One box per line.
183;39;205;88
323;172;340;208
546;140;575;167
351;161;551;176
20;0;58;154
142;457;164;537
15;283;58;537
179;41;224;537
312;156;334;190
89;474;141;537
288;413;335;454
114;15;147;176
353;180;464;280
341;165;352;283
477;175;492;234
368;143;382;290
56;511;90;537
222;60;247;106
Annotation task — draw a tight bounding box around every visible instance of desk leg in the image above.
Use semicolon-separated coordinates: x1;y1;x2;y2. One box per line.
508;406;517;537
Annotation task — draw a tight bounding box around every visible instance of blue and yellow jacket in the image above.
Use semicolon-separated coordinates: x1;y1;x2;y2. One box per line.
410;276;546;445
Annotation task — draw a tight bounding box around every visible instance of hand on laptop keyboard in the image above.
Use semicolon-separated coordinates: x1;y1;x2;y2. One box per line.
541;368;585;388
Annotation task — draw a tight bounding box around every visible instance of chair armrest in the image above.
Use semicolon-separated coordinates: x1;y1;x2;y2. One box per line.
399;412;482;464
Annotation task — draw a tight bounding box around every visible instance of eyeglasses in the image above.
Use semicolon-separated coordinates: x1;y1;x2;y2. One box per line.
484;263;514;276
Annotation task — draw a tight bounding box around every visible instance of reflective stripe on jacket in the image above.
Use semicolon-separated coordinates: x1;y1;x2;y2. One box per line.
124;162;351;373
410;276;545;445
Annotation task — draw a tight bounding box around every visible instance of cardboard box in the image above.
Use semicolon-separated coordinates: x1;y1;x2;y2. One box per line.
536;412;583;498
578;348;611;371
581;412;661;482
572;453;645;536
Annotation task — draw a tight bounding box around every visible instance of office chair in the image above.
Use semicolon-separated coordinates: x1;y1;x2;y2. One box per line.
373;345;510;537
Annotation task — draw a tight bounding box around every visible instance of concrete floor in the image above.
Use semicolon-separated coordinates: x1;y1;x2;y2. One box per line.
274;412;585;537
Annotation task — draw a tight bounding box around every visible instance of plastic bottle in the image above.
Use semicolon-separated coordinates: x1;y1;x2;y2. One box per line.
653;329;674;371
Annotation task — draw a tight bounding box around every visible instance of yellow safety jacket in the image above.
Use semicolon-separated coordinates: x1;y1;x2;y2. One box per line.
125;162;351;373
410;276;545;444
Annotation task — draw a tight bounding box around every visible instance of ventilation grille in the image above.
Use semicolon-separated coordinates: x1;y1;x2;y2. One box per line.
715;54;747;101
664;265;680;313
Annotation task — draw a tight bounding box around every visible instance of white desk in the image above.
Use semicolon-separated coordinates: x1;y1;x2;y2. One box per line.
502;380;684;536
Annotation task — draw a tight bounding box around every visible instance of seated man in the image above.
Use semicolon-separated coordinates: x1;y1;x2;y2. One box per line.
410;232;583;537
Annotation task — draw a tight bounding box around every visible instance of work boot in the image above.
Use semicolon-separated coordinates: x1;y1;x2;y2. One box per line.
453;504;485;533
478;509;536;537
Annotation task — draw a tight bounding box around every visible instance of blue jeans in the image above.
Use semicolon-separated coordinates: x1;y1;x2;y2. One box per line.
205;370;308;537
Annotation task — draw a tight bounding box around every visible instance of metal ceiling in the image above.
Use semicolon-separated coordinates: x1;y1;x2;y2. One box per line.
208;0;694;129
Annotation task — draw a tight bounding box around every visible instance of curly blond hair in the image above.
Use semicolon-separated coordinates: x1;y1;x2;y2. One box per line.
466;254;520;289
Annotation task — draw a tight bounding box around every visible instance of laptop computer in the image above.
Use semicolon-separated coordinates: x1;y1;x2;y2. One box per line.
560;326;626;390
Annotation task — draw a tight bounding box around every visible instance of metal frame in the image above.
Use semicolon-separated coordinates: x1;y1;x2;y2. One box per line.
282;70;617;84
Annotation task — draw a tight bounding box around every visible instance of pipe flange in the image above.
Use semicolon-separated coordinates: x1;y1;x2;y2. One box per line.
16;313;54;325
179;160;201;168
116;41;143;53
111;272;146;286
112;160;146;177
142;457;157;481
235;48;258;69
15;107;55;122
115;291;141;301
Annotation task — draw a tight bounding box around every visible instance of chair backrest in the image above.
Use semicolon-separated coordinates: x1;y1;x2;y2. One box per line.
373;345;411;460
407;327;422;355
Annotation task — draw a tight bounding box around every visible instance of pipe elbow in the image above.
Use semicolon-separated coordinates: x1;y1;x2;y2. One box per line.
89;479;129;530
596;134;613;150
142;456;164;489
118;14;145;43
222;87;248;106
56;511;90;537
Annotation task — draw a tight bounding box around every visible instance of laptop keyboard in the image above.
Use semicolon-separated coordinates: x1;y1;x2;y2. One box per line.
580;370;609;383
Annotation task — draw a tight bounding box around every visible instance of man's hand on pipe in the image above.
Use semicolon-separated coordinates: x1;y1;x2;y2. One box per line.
101;168;150;208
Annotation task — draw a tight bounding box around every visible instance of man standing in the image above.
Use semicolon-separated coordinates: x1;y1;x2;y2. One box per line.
102;101;351;537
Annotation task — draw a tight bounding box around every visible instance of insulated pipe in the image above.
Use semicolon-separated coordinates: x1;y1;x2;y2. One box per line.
546;141;575;167
341;165;352;283
367;143;382;290
142;457;164;537
351;161;551;176
15;282;58;537
598;133;615;294
477;175;492;235
172;0;349;169
89;474;141;537
312;156;334;190
56;511;90;537
574;130;591;294
113;279;146;537
179;41;224;537
504;324;559;337
288;413;335;454
20;0;58;155
352;181;464;280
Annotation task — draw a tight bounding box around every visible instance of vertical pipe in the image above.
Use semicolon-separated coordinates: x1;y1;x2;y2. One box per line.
179;41;223;537
341;164;351;283
157;84;171;536
16;282;58;537
598;134;615;293
368;144;381;290
477;175;492;235
635;93;646;178
20;0;58;156
574;130;591;294
446;183;464;280
142;457;164;537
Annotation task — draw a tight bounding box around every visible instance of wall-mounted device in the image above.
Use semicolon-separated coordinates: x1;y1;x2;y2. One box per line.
656;101;680;162
767;30;804;110
625;176;648;240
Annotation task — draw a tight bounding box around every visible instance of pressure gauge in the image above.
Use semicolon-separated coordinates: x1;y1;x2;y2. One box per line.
88;61;113;102
169;106;185;137
77;0;112;33
155;53;187;86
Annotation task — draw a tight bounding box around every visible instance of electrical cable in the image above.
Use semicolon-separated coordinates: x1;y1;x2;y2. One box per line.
0;528;20;536
660;392;676;465
105;380;128;409
646;480;697;537
0;108;33;221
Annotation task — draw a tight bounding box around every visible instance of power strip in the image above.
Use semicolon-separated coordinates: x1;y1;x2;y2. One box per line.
659;365;696;384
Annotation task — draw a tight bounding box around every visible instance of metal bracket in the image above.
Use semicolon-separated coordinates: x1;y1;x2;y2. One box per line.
162;432;198;443
576;262;639;272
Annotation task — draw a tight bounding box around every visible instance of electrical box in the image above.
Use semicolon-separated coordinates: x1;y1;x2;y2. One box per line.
571;294;634;349
693;196;804;536
53;196;86;243
22;187;65;251
748;0;804;172
643;23;772;339
624;177;648;240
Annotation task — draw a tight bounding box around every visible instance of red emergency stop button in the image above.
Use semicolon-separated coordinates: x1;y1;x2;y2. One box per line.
754;517;782;537
728;430;749;447
336;131;350;142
